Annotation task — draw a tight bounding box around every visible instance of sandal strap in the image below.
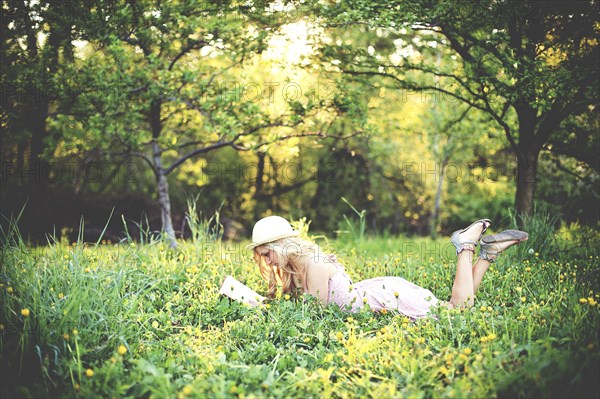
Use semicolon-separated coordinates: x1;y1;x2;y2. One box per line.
479;243;499;263
451;230;479;255
456;242;475;255
456;242;476;255
450;219;491;256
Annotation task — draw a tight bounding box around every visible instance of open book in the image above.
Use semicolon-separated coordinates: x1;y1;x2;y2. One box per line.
219;275;266;307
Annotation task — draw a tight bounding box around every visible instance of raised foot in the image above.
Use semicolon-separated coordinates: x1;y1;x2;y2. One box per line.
450;219;491;255
479;230;529;262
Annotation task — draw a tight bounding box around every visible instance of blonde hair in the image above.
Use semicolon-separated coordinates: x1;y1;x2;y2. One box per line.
253;236;322;299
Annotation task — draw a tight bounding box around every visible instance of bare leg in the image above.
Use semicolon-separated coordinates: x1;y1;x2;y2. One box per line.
472;257;492;294
450;247;476;307
447;219;491;308
472;233;528;293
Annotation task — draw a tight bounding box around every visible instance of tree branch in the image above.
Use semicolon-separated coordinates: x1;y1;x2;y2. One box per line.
168;39;209;71
340;68;492;114
440;104;472;132
269;177;314;196
164;140;235;176
480;90;522;159
250;131;362;151
120;34;150;56
127;151;156;175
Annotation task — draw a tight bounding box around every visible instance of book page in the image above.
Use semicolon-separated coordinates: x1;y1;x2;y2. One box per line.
219;275;266;307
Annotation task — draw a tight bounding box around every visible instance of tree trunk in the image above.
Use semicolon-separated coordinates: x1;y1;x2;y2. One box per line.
152;140;177;248
149;99;177;248
514;148;539;228
27;101;50;190
22;7;50;193
429;158;448;239
252;152;272;219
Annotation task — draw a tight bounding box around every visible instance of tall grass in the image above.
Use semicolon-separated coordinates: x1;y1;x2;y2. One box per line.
184;194;224;244
1;212;599;398
336;197;367;242
509;204;561;262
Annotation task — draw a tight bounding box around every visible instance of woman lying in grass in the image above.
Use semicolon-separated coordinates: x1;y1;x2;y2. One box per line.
249;216;528;317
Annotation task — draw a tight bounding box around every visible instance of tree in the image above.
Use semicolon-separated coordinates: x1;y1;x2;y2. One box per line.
45;1;364;247
1;0;80;191
306;0;600;226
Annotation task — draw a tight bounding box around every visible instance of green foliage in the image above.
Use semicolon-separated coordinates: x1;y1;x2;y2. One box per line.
442;181;515;234
184;194;224;244
2;224;599;398
337;197;367;242
556;222;600;263
308;0;599;221
3;0;598;243
289;217;312;240
508;204;561;262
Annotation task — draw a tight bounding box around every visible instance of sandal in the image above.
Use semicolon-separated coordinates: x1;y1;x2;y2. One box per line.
479;230;529;262
450;219;491;255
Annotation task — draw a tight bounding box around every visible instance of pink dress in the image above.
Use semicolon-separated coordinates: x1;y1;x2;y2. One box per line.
327;263;439;318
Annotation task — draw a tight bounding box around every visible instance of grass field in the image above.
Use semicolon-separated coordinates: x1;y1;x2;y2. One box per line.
1;224;599;398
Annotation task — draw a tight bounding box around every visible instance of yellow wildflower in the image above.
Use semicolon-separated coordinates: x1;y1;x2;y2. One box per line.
21;308;30;317
580;298;588;304
118;345;127;355
85;369;94;377
480;333;497;343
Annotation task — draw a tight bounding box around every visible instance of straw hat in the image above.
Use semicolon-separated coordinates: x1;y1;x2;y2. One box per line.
248;216;299;249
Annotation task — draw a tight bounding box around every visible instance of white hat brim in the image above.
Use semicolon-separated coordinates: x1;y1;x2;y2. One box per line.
246;230;300;249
